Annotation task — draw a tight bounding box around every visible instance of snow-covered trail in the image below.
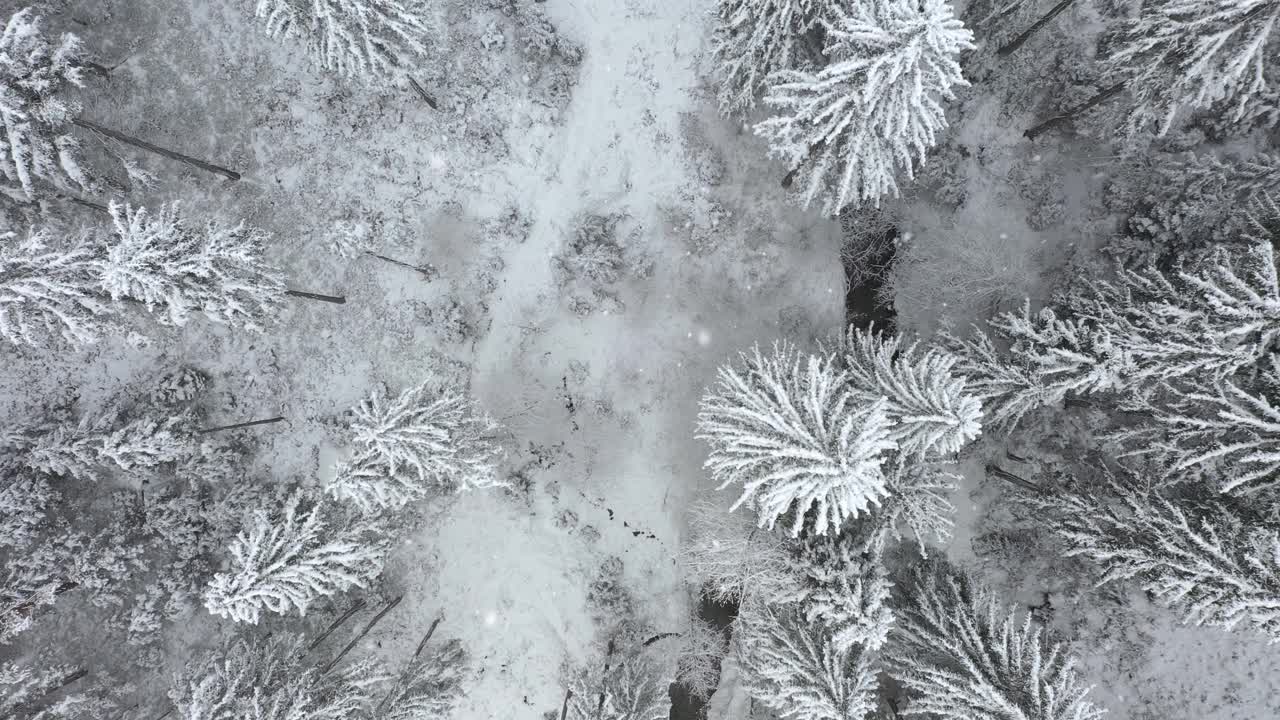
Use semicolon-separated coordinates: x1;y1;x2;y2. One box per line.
437;0;844;718
472;0;708;372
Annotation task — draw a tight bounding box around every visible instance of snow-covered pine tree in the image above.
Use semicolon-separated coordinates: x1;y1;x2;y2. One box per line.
888;563;1105;720
172;634;386;720
95;414;194;473
713;0;823;114
840;326;982;456
328;452;403;513
1104;0;1280;135
791;523;895;653
945;238;1280;427
1030;473;1280;639
565;654;671;720
98;201;286;332
252;0;438;80
697;343;897;537
347;380;502;491
735;601;879;720
12;410;197;483
1168;150;1280;207
755;0;974;213
380;638;469;720
0;377;244;650
0;8;94;199
203;492;386;624
0;228;113;349
150;366;210;408
944;303;1132;428
325;210;435;277
136;488;222;626
1082;242;1280;381
327;380;504;513
328;212;379;258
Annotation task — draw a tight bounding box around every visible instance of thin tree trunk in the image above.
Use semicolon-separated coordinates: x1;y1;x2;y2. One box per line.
642;632;680;646
986;463;1040;492
594;639;616;718
365;251;437;279
410;616;443;659
1063;395;1096;409
285;289;347;304
781;138;830;189
997;0;1079;57
307;598;369;652
375;615;444;713
781;138;827;189
3;190;106;215
407;77;439;110
84;61;111;78
71;118;241;181
781;166;799;189
9;581;77;614
11;667;87;718
979;0;1031;27
558;689;573;720
1025;81;1126;140
321;595;404;674
197;416;285;434
62;194;108;213
52;668;87;692
104;53;137;73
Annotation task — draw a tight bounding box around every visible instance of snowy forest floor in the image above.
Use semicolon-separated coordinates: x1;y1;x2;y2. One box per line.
6;0;1280;717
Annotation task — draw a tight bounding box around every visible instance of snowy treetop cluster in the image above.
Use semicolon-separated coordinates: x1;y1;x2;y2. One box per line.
716;0;1280;214
945;236;1280;493
755;0;975;212
171;629;470;720
252;0;440;80
694;218;1280;715
1;201;287;348
0;7;89;199
327;379;505;513
1106;0;1280;135
698;327;980;538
